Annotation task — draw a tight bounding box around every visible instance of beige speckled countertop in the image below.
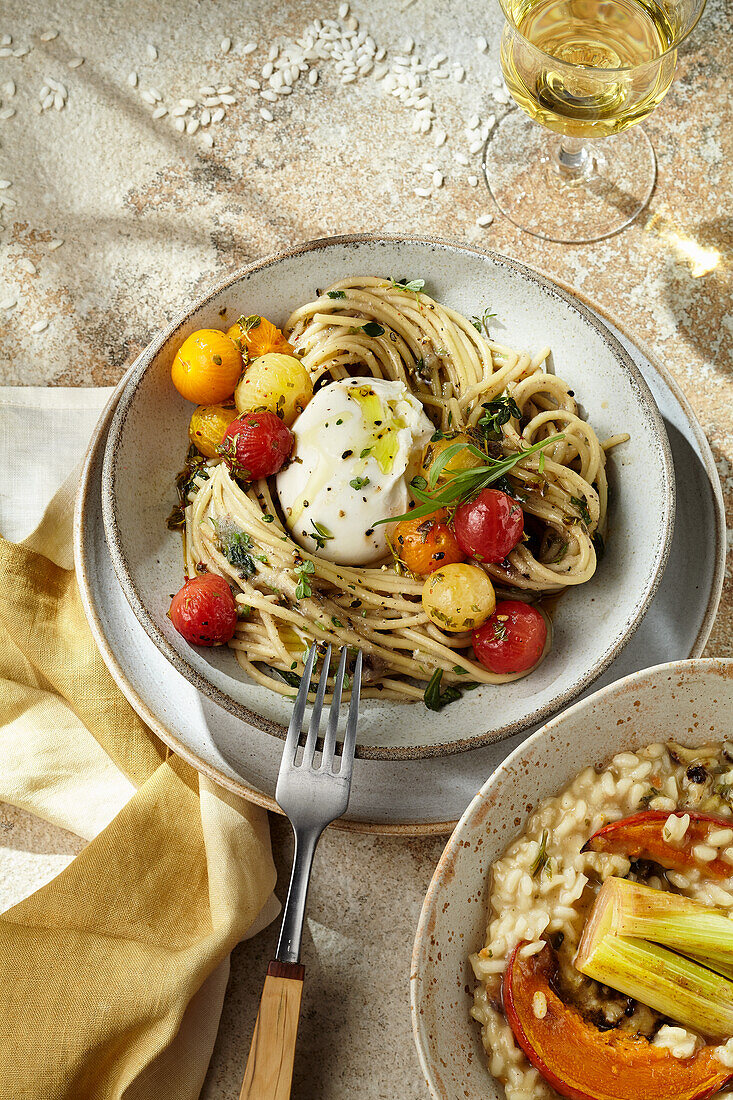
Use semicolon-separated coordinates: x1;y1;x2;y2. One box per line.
0;0;731;1096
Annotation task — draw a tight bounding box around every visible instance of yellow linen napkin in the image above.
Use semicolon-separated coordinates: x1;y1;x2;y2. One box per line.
0;472;277;1099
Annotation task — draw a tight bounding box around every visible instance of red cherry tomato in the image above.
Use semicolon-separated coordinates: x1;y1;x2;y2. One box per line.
218;411;293;480
452;488;524;564
169;574;238;646
472;600;547;674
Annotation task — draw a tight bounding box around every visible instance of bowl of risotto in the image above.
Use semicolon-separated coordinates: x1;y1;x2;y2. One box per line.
101;233;674;758
411;657;733;1100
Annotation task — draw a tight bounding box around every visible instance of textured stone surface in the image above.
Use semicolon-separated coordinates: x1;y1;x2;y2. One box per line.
0;0;730;1095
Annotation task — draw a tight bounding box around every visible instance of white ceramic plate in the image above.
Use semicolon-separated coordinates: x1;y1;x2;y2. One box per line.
100;236;674;759
74;296;724;833
410;657;733;1099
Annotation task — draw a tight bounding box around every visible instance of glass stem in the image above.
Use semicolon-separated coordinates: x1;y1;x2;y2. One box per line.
556;137;592;181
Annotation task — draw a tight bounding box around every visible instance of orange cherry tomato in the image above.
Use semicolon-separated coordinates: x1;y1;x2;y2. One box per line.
227;314;295;360
393;509;466;576
171;329;243;405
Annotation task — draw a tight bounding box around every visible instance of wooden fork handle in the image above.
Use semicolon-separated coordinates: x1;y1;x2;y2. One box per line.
240;959;305;1100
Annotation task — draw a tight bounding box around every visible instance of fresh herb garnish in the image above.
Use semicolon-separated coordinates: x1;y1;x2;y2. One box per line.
640;786;662;807
213;522;258;575
373;433;565;528
477;392;521;439
362;321;385;337
530;829;549;877
547;540;569;564
423;668;462;712
470;305;497;336
571;495;592;525
167;445;210;529
349;476;370;491
410;475;428;491
235;314;261;334
278;669;302;688
294;559;316;600
261;513;275;523
493;617;508;642
310;520;334;549
592;532;605;561
327;289;346;299
389;277;425;294
360;447;372;459
217;434;251;482
538;450;546;475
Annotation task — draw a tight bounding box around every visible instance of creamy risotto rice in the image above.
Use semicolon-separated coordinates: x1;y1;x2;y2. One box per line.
470;741;733;1100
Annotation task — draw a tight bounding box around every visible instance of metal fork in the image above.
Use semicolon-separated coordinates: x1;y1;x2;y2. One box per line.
240;643;362;1100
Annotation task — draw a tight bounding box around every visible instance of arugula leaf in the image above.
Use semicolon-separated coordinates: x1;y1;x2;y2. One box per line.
362;321;385;337
423;669;463;712
477;392;521;439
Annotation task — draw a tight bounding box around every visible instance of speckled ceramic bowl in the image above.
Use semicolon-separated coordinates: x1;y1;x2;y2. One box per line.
411;657;733;1099
101;234;675;759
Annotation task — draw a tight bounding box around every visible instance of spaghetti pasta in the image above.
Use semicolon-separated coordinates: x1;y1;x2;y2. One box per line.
178;276;625;704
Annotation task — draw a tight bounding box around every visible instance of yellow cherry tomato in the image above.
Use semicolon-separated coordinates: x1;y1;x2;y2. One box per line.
234;352;313;426
421;433;484;485
421;563;496;633
188;404;239;459
227;314;295;360
171;329;243;404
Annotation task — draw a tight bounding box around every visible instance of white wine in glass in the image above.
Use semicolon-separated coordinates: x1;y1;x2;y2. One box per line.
484;0;706;242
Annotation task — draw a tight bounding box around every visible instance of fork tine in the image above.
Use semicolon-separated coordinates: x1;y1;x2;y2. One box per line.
301;644;331;768
337;649;362;780
282;643;317;769
322;647;348;772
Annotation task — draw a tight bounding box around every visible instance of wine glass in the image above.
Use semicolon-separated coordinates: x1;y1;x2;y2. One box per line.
483;0;707;243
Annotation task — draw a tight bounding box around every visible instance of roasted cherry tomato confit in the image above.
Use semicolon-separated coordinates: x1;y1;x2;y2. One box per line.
166;314;551;686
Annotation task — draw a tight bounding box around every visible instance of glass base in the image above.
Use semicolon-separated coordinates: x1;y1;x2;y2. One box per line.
483;111;656;244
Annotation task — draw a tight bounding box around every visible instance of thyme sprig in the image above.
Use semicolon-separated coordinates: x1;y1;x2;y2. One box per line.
373;433;565;527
